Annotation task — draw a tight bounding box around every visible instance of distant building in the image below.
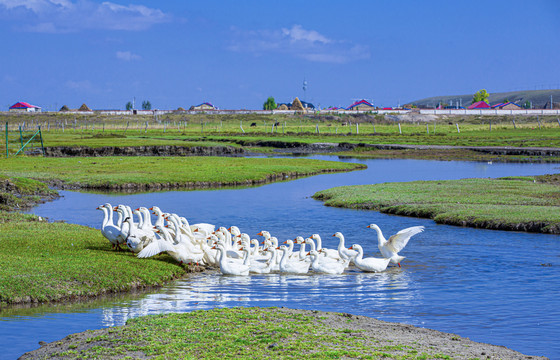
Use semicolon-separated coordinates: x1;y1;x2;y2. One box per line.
190;102;216;111
346;99;375;111
9;101;41;112
492;102;521;110
276;99;315;110
467;101;490;109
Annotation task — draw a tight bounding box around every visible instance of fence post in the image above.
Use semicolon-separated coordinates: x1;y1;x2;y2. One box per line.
456;123;460;133
5;122;8;157
426;123;429;134
537;116;542;129
316;124;319;134
512;119;516;129
39;126;45;156
145;121;148;133
240;121;245;133
557;118;560;127
356;123;359;134
19;126;23;149
398;123;402;134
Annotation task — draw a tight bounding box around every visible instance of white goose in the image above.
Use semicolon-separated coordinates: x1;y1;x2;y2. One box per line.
367;223;424;267
308;250;346;275
348;244;391;272
214;244;250;276
332;232;358;262
311;234;341;260
96;203;123;250
278;245;310;274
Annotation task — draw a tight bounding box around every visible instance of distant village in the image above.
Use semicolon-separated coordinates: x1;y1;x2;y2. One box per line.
5;95;559;115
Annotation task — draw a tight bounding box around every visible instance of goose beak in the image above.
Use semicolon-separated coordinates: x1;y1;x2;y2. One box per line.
257;231;263;236
332;234;336;237
149;207;153;210
366;225;371;228
96;206;100;210
135;208;139;211
283;240;288;244
306;252;310;256
113;207;118;211
227;227;231;231
348;246;353;250
211;245;216;250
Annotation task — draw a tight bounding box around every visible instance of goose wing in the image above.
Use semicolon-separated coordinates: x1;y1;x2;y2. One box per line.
387;226;424;253
137;239;176;258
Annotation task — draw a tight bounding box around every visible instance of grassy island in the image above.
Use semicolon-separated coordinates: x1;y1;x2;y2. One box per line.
313;174;560;233
20;307;544;360
0;156;365;190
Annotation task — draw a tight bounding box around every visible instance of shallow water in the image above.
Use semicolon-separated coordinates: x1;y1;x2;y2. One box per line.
2;157;560;359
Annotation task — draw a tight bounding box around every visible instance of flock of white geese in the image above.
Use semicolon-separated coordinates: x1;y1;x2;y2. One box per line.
97;203;425;276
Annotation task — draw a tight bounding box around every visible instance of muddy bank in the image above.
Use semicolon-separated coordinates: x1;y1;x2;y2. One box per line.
381;206;560;234
43;145;245;157
19;307;547;360
37;141;560;159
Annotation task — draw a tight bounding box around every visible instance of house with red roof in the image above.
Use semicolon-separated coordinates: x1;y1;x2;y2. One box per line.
9;102;41;112
346;99;375;111
467;101;490;109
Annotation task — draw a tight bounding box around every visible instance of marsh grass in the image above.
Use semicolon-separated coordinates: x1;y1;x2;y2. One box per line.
313;176;560;233
0;157;364;188
0;212;185;305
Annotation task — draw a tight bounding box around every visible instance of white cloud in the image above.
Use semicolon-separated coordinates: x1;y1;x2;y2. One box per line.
116;51;141;61
228;24;370;64
0;0;170;32
282;25;331;44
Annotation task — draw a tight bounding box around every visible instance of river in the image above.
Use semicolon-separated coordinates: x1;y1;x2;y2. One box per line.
2;157;559;359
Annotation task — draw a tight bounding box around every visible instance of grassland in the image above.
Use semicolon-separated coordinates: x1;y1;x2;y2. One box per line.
3;112;560;156
313;175;560;233
20;307;544;360
0;211;187;305
0;156;365;190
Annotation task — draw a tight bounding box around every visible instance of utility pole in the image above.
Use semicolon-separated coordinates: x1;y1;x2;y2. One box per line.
551;95;554;109
133;97;136;110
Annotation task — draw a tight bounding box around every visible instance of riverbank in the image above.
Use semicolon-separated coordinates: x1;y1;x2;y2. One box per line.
1;156;365;191
19;307;547;359
313;174;560;234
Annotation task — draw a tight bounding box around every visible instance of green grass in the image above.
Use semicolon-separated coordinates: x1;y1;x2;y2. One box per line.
0;212;185;304
3;113;560;155
29;307;459;359
313;176;560;233
0;156;365;188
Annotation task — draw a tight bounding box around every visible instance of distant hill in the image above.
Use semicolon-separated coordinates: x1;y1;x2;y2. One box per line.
408;89;560;109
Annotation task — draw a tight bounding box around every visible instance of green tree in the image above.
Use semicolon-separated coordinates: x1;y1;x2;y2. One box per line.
125;101;133;110
142;100;152;110
472;89;490;104
523;100;531;109
263;96;277;110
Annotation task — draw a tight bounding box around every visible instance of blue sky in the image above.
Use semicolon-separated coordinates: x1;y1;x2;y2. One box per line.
1;0;559;110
